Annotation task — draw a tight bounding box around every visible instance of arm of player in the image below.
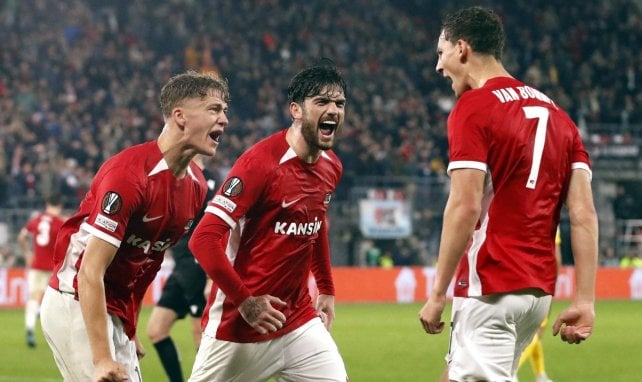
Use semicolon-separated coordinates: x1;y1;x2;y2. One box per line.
553;169;598;344
77;235;129;381
189;213;286;334
17;227;33;267
311;219;336;330
419;168;485;335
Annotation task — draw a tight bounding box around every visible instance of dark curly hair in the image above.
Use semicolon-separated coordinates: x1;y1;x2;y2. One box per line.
441;6;505;60
288;58;347;104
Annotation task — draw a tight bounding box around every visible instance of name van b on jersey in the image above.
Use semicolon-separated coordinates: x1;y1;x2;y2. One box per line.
491;85;557;109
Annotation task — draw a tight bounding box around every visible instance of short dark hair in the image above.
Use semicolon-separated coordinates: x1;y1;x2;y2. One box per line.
287;59;347;104
441;6;505;59
46;194;63;207
160;71;230;118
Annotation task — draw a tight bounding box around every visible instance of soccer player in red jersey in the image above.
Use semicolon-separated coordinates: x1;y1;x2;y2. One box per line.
146;155;216;382
17;194;66;348
418;7;599;382
188;62;348;381
40;71;230;382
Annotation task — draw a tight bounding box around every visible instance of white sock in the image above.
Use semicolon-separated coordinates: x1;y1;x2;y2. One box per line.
25;300;39;330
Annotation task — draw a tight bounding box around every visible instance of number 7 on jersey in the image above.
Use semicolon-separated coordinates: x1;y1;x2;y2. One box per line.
523;106;549;189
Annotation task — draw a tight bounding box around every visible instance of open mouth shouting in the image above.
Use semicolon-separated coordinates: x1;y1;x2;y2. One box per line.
209;129;223;144
319;120;337;137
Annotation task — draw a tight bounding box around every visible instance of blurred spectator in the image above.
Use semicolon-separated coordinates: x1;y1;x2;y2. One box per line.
380;250;395;269
393;239;419;266
363;239;383;267
619;250;642;268
599;247;620;267
613;185;638;220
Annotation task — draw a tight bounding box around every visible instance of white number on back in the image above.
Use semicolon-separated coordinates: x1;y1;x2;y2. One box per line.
523;106;549;189
36;218;52;246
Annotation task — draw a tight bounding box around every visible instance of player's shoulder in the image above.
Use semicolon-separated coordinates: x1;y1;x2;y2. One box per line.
237;129;289;167
89;142;160;199
459;77;520;107
101;141;159;172
25;213;42;228
319;149;343;174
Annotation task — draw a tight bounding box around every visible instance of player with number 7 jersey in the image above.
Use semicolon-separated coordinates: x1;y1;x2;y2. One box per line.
419;7;597;382
445;76;590;297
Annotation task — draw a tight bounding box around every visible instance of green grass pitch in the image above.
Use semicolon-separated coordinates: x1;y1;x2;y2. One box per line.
0;300;640;381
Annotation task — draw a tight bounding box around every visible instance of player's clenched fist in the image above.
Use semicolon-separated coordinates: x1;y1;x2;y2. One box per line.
418;295;446;335
94;358;128;381
239;295;287;335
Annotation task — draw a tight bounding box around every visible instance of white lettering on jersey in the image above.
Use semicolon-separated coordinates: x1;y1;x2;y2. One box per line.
213;195;237;213
95;214;118;232
491;85;557;109
274;217;323;236
126;234;172;254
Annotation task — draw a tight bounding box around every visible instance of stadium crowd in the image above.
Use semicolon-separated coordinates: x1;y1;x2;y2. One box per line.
1;0;640;265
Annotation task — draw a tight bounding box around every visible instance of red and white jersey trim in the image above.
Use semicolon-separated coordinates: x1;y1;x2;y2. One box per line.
572;162;592;179
56;225;91;293
203;217;245;338
205;205;237;229
148;158;199;181
278;148;332;165
447;160;488;175
82;222;121;248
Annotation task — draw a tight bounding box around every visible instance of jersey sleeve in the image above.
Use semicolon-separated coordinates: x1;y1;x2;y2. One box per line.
446;96;490;175
310;217;335;296
83;166;144;248
189;213;252;306
570;126;592;179
204;153;269;228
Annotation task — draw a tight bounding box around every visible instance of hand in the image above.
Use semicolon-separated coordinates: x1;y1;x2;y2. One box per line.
238;295;287;335
315;294;336;331
418;294;447;335
134;336;145;359
552;302;595;344
94;357;128;381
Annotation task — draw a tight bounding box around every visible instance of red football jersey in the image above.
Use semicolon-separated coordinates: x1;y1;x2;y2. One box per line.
23;212;65;271
49;141;207;338
447;77;591;297
202;129;342;342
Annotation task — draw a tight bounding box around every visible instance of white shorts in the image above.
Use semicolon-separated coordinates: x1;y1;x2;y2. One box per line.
40;287;142;382
189;317;347;382
27;269;52;298
447;290;552;382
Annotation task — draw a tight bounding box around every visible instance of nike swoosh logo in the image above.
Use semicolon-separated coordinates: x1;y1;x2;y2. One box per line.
281;198;302;208
142;214;163;222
